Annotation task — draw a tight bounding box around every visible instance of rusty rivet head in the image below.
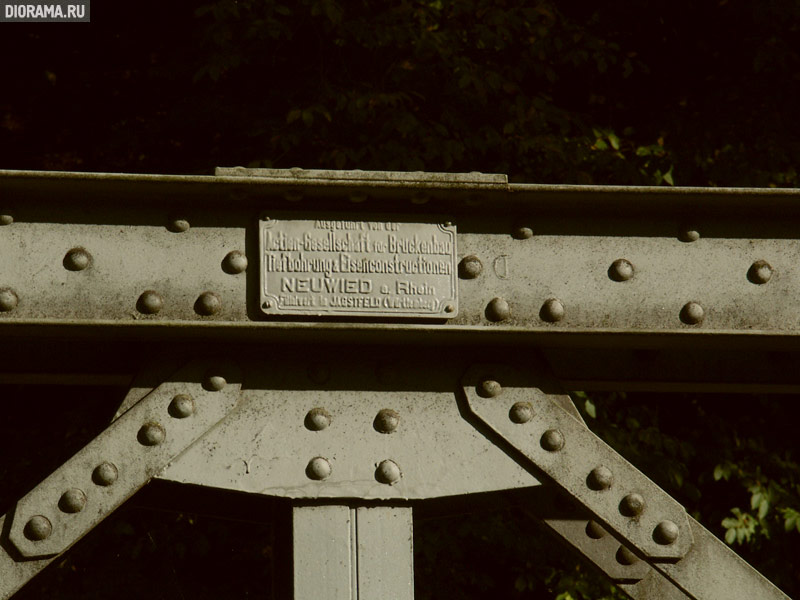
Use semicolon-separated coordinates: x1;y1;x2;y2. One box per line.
195;291;222;316
167;217;190;233
509;402;534;424
477;379;502;398
59;488;87;513
305;408;331;431
306;457;332;480
512;225;533;240
540;298;565;322
24;515;52;541
585;521;606;539
92;462;118;486
616;545;640;566
540;429;565;451
0;288;19;312
620;493;646;517
374;409;400;434
678;227;700;242
136;290;164;315
608;258;634;282
222;250;248;274
138;422;166;446
168;394;195;418
653;520;680;545
63;247;92;271
375;460;402;485
204;374;227;391
587;466;614;491
680;301;704;325
459;255;483;279
0;214;13;226
486;297;510;322
747;260;773;285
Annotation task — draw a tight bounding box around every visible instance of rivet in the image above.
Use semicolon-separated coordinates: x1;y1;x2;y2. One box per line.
620;493;645;517
585;521;606;539
349;193;367;204
305;408;331;431
63;247;92;271
616;546;640;566
587;466;614;491
375;459;402;485
0;215;13;226
679;228;700;242
444;303;455;313
24;516;52;541
167;217;190;233
374;409;400;434
92;462;118;486
680;301;704;325
222;250;248;274
653;520;680;545
195;291;222;316
477;380;501;398
168;394;195;418
540;429;565;451
540;298;565;322
608;258;634;282
512;226;533;240
306;457;332;480
136;290;164;315
137;422;166;446
443;221;454;228
458;255;483;279
0;288;19;312
747;260;773;284
59;488;87;513
204;374;227;391
486;297;510;322
509;402;534;424
307;364;330;384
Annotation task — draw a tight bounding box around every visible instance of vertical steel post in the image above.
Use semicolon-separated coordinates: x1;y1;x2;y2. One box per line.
293;505;414;600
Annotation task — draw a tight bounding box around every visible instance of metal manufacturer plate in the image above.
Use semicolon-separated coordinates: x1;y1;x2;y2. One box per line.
259;215;457;318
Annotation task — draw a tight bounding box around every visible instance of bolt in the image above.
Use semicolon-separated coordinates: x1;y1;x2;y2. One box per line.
0;215;13;226
540;429;565;451
587;466;614;491
608;258;634;282
0;288;19;312
222;250;248;274
679;228;700;242
138;422;166;446
136;290;164;315
204;374;227;391
477;380;502;398
616;546;640;566
168;394;195;418
59;488;87;513
167;217;190;233
509;402;534;424
459;255;483;279
486;297;510;322
540;298;565;322
620;493;646;517
305;408;331;431
195;291;222;316
63;247;92;271
375;459;402;485
585;521;606;539
306;457;332;480
512;226;533;240
653;520;680;545
24;516;52;541
374;409;400;433
92;462;118;486
680;301;704;325
747;260;773;284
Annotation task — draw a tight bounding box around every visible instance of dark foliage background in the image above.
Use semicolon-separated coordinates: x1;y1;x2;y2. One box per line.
1;1;800;598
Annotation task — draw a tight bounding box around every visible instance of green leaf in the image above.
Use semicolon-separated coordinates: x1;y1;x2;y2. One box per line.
584;398;596;419
594;139;608;150
725;528;736;544
663;166;675;186
608;132;620;150
758;500;769;520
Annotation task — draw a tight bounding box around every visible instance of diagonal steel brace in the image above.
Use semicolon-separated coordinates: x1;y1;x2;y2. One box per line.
0;360;241;600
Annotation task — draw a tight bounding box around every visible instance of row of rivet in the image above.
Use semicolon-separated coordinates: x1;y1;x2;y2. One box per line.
305;407;400;434
480;380;680;549
305;456;402;485
21;387;217;543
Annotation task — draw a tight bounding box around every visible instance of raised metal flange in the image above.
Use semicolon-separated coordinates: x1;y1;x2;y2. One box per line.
461;364;693;562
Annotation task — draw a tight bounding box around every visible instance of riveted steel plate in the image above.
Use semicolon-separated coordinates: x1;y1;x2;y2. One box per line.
259;215;457;318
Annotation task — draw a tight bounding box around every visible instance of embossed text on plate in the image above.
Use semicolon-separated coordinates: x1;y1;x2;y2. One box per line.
259;216;457;318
